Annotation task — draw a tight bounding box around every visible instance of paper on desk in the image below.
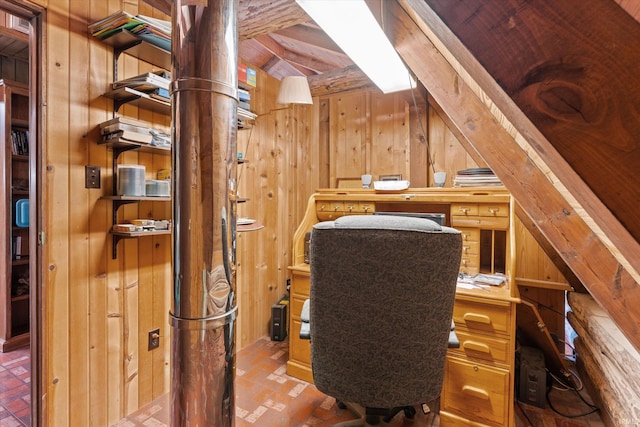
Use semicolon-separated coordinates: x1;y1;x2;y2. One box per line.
456;280;490;291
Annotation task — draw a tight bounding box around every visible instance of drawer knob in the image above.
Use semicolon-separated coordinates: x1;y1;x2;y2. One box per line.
462;385;489;400
463;341;491;354
488;207;500;214
463;313;491;324
459;207;471;214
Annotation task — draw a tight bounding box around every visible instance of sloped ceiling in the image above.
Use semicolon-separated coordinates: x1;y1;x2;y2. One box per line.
143;0;640;350
387;0;640;351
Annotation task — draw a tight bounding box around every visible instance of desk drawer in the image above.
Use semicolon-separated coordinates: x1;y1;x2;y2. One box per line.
459;228;480;242
291;273;310;297
461;241;479;256
451;203;478;216
289;319;311;365
479;203;509;217
453;299;511;335
460;256;479;276
449;329;510;364
442;356;509;426
316;201;346;221
290;295;308;322
451;216;509;229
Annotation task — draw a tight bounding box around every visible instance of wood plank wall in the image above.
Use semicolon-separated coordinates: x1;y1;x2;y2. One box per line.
37;1;569;425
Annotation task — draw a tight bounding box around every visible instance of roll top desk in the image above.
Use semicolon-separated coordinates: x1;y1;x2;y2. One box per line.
288;187;520;426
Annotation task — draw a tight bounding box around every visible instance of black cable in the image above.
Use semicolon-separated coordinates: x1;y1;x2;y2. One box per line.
545;375;600;419
515;400;535;426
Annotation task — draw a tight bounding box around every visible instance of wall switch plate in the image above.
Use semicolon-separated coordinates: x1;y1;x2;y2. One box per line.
85;165;100;188
148;328;160;350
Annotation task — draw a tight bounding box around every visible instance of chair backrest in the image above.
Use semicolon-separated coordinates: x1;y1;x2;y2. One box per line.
309;215;462;408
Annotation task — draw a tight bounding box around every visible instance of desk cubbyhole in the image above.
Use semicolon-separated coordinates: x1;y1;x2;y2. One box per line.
480;229;507;274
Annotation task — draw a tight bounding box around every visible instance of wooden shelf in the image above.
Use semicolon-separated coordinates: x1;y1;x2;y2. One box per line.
102;86;170;115
11;118;28;128
237;222;264;232
99;138;171;154
99;29;171;70
11;294;29;303
110;229;171;238
102;195;171;202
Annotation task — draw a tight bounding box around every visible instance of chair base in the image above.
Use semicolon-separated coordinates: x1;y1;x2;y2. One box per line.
331;401;418;426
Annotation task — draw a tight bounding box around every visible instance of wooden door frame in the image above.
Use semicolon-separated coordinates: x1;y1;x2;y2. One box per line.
0;1;44;425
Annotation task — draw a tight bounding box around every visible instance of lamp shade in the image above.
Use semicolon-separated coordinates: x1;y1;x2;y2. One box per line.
277;76;313;105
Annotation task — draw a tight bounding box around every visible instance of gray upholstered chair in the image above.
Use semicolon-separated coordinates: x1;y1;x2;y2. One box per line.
308;214;462;425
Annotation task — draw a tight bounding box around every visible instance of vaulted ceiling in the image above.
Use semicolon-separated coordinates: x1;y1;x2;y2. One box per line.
149;0;640;352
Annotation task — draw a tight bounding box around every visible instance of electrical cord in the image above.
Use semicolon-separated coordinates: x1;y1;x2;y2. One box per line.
515;400;535;426
545;367;599;418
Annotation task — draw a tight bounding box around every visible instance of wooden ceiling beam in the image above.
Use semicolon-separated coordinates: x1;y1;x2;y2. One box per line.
386;0;640;351
307;65;375;97
238;0;309;40
275;24;344;53
143;0;310;40
253;34;338;75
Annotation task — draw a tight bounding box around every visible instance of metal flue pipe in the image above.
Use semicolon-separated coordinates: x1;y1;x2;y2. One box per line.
170;0;238;425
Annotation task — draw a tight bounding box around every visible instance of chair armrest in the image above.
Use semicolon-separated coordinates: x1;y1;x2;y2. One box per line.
300;299;311;340
448;320;459;348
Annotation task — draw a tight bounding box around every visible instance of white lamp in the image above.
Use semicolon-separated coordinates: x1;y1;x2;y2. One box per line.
277;76;313;105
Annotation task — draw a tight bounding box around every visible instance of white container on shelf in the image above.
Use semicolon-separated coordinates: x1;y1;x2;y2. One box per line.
145;179;170;197
117;164;146;196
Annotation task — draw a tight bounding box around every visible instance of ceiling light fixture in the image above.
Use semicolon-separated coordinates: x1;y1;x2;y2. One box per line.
296;0;415;94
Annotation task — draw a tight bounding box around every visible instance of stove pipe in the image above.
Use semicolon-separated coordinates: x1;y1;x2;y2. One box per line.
169;0;238;425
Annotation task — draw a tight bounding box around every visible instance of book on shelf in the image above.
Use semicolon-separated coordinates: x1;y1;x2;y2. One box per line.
13;236;22;260
101;121;152;135
237;107;257;121
238;88;251;102
102;129;153;144
89;10;171;51
99;116;153;130
112;71;170;92
148;87;170;101
10;129;29;155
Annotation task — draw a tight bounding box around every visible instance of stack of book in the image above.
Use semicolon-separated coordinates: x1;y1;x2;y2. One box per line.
88;10;171;52
453;167;503;187
99;117;155;145
112;70;171;101
10;129;29;155
237;87;256;128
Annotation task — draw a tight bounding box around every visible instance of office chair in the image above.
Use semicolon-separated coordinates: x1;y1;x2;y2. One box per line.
308;215;462;425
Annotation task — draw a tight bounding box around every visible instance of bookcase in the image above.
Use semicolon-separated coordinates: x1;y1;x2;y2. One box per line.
88;17;173;259
89;13;260;256
0;79;31;352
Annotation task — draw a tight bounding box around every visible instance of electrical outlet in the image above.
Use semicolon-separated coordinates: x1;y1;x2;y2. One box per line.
148;328;160;350
85;165;100;188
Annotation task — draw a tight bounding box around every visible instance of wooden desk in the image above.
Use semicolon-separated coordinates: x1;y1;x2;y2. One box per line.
288;188;520;426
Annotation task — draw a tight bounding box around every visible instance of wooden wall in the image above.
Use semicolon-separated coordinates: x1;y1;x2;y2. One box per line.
36;0;569;425
43;1;172;426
